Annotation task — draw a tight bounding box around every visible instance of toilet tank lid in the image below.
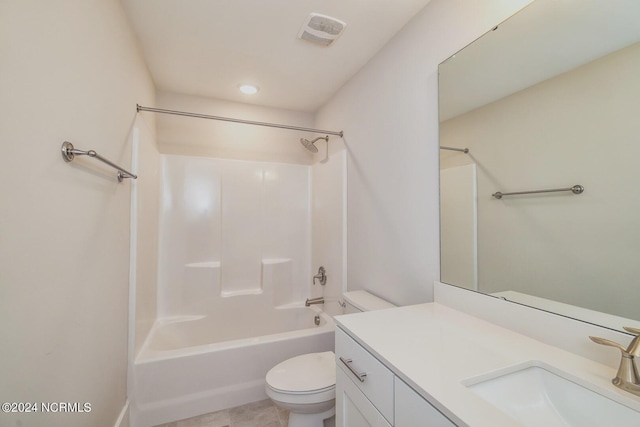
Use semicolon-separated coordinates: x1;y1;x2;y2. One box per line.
343;290;396;311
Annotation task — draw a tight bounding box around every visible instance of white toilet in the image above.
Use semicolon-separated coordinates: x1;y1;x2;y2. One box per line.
265;291;396;427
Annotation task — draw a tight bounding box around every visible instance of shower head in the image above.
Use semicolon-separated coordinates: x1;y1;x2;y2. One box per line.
300;135;329;153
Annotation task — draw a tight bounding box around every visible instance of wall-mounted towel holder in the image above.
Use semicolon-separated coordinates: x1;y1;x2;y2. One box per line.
61;141;137;182
492;184;584;199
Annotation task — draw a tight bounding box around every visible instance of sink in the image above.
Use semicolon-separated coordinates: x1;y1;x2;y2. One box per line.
464;361;640;426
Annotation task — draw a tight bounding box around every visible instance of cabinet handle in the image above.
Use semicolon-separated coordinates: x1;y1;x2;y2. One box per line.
339;356;367;382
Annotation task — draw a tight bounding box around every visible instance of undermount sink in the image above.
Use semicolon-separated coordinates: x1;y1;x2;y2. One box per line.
464;361;640;426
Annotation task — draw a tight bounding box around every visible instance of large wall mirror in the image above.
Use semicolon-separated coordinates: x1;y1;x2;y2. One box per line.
438;0;640;332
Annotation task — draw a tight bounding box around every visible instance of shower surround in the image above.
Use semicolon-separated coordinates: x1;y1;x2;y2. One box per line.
157;154;312;315
130;154;335;426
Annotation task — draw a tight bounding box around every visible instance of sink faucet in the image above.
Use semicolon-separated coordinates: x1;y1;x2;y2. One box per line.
590;326;640;397
305;297;324;307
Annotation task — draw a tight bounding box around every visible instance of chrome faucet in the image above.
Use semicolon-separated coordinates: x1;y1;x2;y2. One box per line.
590;326;640;397
313;266;327;286
305;297;324;307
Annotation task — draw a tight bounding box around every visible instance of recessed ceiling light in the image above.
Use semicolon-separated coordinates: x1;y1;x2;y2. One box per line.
239;84;259;95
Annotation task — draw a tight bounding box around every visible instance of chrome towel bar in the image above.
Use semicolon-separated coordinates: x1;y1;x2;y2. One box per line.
492;184;584;199
61;141;137;182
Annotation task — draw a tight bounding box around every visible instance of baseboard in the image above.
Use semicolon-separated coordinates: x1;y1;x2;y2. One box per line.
115;400;130;427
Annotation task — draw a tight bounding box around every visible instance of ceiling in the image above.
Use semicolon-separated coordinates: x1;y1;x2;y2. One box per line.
121;0;432;113
439;0;640;121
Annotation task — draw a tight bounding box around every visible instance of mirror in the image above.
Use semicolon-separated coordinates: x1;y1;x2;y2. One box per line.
438;0;640;331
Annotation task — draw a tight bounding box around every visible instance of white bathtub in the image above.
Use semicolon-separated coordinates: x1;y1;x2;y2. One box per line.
132;304;335;427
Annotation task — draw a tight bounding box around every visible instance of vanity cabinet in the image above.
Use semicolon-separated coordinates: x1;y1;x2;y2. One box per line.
336;327;457;427
336;367;392;427
336;325;394;426
394;378;456;427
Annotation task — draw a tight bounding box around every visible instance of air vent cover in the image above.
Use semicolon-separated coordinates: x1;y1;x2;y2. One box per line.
297;13;346;46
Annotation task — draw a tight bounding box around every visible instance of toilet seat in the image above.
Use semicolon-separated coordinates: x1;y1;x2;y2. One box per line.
265;351;336;404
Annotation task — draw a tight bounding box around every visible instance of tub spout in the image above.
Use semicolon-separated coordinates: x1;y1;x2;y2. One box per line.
305;297;324;307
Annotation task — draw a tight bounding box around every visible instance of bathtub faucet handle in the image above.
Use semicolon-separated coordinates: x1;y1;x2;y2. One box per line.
313;266;327;286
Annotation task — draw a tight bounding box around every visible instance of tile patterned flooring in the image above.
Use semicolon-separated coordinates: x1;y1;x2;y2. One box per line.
154;399;289;427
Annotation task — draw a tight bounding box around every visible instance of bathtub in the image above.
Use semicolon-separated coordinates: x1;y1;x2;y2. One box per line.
131;304;335;427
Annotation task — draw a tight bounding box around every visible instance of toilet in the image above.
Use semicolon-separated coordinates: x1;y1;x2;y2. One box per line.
265;291;396;427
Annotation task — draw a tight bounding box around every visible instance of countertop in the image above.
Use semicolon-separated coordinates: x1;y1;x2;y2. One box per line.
334;302;640;427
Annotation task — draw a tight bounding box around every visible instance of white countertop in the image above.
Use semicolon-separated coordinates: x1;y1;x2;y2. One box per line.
334;302;640;427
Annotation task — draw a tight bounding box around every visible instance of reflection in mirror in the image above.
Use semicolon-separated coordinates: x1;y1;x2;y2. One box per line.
438;0;640;332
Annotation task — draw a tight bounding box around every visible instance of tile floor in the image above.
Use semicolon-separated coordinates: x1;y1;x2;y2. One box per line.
154;399;289;427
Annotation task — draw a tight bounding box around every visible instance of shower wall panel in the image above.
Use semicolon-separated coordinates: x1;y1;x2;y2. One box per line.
220;161;264;296
262;164;311;303
158;155;310;316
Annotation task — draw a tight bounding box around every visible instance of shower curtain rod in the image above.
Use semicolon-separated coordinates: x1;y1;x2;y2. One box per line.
136;105;344;137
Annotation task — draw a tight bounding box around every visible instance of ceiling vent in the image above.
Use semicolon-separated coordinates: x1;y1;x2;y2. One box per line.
297;13;346;47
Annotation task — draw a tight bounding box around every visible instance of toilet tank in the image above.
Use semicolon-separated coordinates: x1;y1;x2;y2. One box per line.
342;290;396;314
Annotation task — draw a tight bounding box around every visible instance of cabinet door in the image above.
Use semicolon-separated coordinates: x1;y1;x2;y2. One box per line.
395;378;457;427
336;328;395;421
336;367;392;427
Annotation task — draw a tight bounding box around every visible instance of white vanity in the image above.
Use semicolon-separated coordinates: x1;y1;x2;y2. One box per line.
334;302;640;426
336;326;454;426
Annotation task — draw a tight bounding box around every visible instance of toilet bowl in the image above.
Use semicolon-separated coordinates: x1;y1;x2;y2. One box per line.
265;291;395;427
266;351;336;427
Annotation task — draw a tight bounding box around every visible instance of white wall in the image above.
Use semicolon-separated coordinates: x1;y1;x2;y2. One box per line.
155;91;316;164
0;1;155;426
315;0;533;306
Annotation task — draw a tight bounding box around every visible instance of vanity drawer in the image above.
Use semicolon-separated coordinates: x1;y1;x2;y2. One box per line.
336;328;394;423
